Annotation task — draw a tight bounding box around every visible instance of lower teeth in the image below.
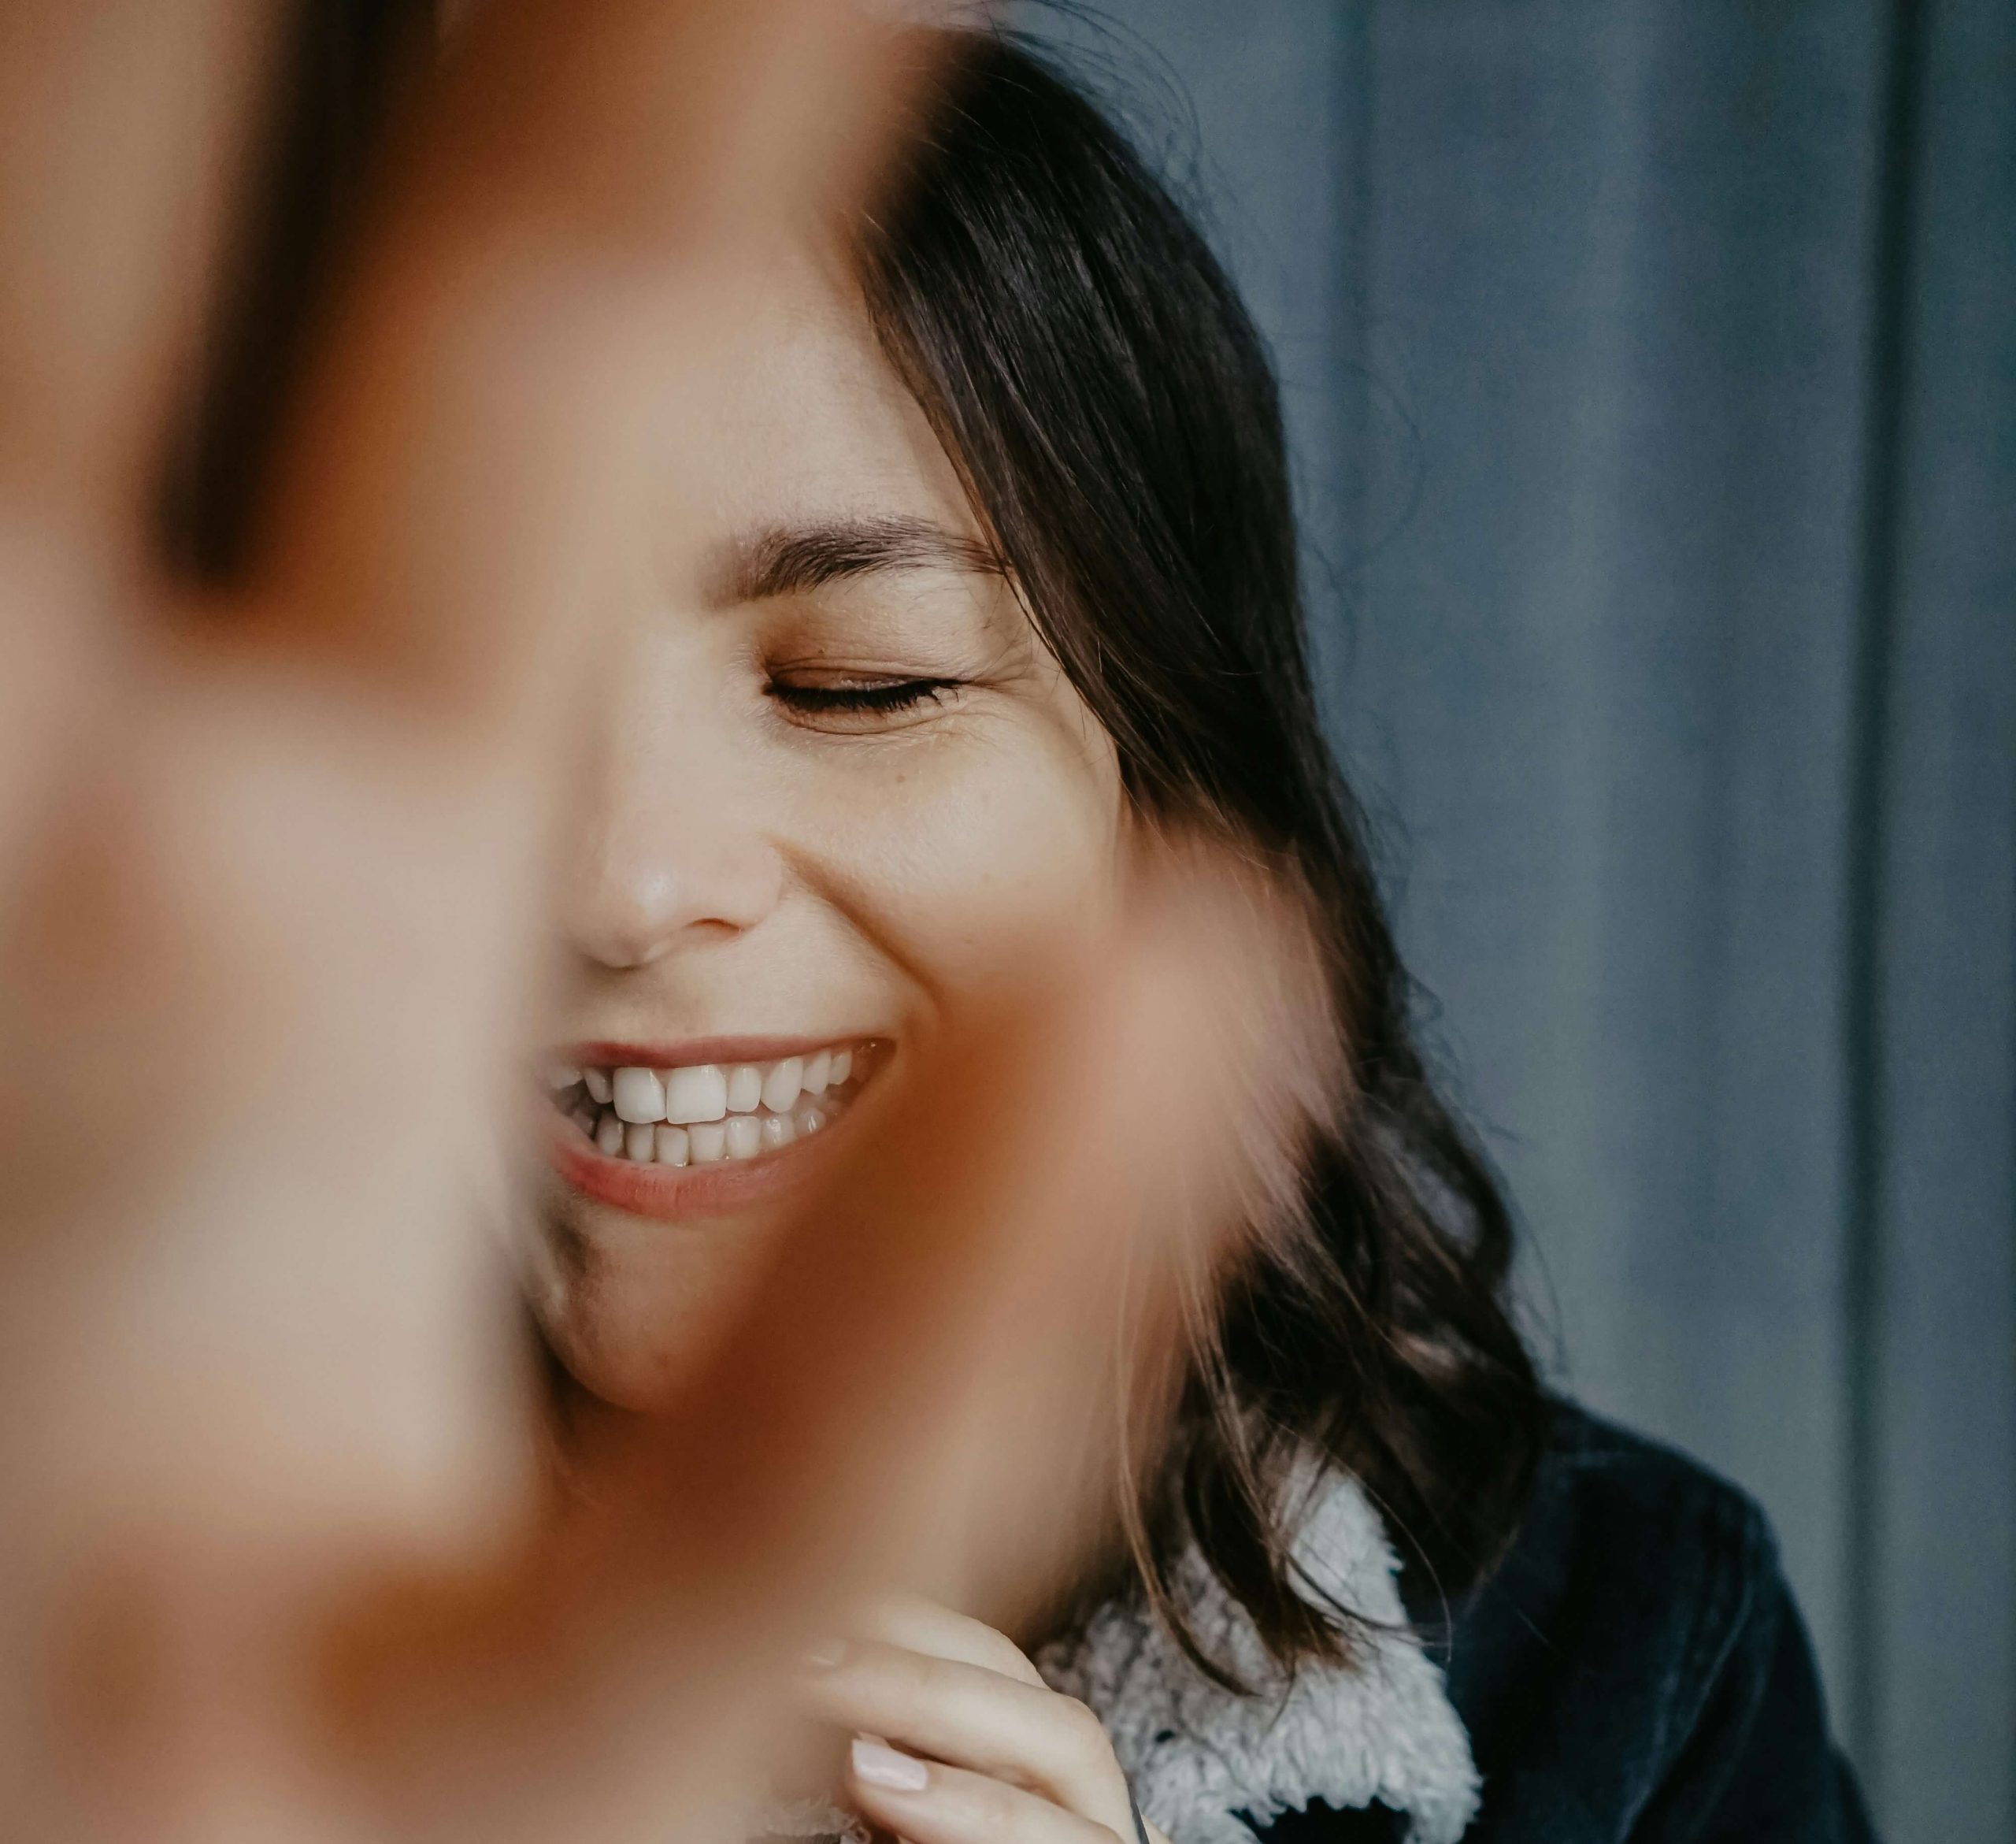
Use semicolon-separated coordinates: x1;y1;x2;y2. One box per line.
573;1092;848;1165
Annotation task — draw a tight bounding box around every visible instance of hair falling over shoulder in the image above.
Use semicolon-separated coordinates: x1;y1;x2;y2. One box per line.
856;27;1548;1683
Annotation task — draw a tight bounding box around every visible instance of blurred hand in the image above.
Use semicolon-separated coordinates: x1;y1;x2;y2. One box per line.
0;3;949;1833
0;4;1332;1838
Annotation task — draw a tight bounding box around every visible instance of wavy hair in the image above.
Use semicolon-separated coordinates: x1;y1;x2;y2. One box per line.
857;30;1547;1683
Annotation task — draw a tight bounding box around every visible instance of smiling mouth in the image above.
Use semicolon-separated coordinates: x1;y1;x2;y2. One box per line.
543;1041;875;1170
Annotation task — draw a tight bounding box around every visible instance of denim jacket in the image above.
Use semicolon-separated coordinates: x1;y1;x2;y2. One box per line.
1259;1403;1875;1842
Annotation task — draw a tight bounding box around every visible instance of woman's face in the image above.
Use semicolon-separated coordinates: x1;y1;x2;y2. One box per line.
529;251;1125;1409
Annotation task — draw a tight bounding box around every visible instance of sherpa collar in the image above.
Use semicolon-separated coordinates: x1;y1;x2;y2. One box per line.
1036;1472;1478;1844
763;1473;1478;1844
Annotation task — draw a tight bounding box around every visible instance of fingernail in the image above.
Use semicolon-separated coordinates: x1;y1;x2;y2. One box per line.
850;1736;930;1792
802;1637;849;1671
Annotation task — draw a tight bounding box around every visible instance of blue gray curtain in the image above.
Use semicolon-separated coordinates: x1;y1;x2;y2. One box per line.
1026;6;2015;1838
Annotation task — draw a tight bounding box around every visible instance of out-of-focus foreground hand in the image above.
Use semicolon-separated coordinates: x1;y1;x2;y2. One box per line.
0;5;1332;1838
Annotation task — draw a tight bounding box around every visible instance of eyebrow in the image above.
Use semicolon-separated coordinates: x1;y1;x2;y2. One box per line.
712;514;1005;605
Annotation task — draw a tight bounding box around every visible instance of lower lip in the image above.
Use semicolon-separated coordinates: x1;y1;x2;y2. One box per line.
543;1107;852;1219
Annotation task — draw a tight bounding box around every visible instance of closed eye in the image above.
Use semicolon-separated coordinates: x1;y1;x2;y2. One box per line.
765;674;963;727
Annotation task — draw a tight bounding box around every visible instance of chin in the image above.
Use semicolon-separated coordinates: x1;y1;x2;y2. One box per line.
524;1187;791;1413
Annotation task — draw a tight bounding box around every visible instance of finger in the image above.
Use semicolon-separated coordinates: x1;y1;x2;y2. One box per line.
803;1641;1129;1829
0;0;276;527
319;847;1289;1835
846;1594;1047;1687
847;1739;1121;1844
311;973;1106;1837
243;0;931;736
880;837;1337;1635
0;0;276;885
2;0;939;1534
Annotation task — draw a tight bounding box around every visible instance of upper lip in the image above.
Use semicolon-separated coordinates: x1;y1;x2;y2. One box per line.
560;1035;875;1068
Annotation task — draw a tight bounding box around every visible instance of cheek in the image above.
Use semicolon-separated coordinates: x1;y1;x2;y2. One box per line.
783;718;1123;1008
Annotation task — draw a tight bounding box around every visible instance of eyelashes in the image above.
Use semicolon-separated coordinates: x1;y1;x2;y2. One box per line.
765;675;962;725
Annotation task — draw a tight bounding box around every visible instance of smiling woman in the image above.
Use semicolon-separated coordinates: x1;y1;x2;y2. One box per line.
518;25;1871;1844
526;213;1125;1410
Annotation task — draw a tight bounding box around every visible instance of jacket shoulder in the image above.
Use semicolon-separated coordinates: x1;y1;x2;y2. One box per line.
1427;1400;1873;1842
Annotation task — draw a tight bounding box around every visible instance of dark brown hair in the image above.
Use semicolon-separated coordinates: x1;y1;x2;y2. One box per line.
856;29;1547;1681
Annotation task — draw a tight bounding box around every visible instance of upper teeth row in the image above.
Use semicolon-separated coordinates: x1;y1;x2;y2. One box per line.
544;1046;858;1124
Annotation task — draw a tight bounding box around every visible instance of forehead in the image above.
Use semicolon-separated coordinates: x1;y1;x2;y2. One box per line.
669;247;976;552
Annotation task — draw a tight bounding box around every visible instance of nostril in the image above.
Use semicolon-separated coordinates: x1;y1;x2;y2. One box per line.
575;933;669;973
564;852;780;969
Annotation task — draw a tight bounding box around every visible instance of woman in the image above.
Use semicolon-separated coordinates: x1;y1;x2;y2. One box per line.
527;31;1870;1844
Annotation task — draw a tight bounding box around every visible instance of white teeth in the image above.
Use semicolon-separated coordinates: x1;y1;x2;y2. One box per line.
613;1066;665;1124
663;1063;728;1124
725;1064;762;1114
561;1043;865;1170
761;1056;802;1112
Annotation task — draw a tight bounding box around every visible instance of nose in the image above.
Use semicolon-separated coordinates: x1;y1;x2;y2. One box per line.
562;760;785;972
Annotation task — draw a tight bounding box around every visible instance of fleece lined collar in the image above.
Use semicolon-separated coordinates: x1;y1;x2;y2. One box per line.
1036;1473;1478;1844
763;1473;1478;1844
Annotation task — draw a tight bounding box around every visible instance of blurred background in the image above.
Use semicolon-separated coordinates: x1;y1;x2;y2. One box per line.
1015;5;2013;1839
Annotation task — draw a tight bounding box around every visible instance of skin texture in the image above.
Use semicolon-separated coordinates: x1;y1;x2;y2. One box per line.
533;250;1185;1842
532;246;1125;1408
